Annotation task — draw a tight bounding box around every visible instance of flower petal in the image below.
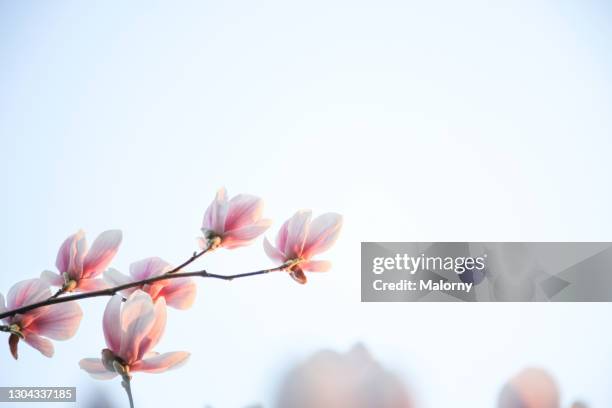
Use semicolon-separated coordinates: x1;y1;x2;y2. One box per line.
301;260;332;272
79;358;118;380
25;301;83;340
129;257;171;281
263;237;286;263
223;219;272;249
202;187;228;234
23;333;54;357
196;237;208;250
103;295;123;353
40;270;64;287
7;279;50;309
302;213;343;258
0;293;5;315
119;291;156;363
131;351;190;373
159;279;197;310
136;298;167;359
286;210;312;258
275;218;290;255
68;231;87;280
82;230;122;279
76;279;109;292
103;268;135;297
224;194;264;231
55;231;82;273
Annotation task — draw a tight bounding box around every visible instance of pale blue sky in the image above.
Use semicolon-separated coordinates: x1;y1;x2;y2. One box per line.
1;1;612;407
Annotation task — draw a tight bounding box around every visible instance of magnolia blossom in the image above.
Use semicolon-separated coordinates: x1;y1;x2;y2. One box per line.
264;210;342;284
498;368;560;408
41;230;122;293
198;187;271;250
104;257;196;310
79;291;190;380
0;279;82;359
276;343;413;408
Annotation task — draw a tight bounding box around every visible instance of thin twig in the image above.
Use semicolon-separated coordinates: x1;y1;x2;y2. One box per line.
0;264;287;320
166;247;211;274
49;288;66;299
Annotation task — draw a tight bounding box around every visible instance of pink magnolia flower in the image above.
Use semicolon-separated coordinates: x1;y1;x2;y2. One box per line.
79;291;190;381
41;230;122;293
198;187;272;250
103;257;196;310
264;210;343;284
0;279;83;359
498;368;560;408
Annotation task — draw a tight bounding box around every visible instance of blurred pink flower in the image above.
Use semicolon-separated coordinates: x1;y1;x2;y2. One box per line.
498;368;560;408
276;343;413;408
104;257;196;310
41;230;122;293
79;291;190;380
264;210;342;284
0;279;83;359
198;187;271;250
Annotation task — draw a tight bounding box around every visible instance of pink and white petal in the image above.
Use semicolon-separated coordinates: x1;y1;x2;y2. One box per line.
302;213;343;258
136;298;167;359
82;230;122;279
301;260;332;272
286;210;312;257
23;333;54;357
76;279;109;292
225;194;264;231
159;279;197;310
119;291;156;363
263;237;286;263
7;279;50;309
67;231;87;280
223;219;272;249
55;232;79;273
131;351;190;373
40;270;64;287
275;218;290;256
103;268;133;288
79;358;118;380
142;351;159;359
16;305;49;330
129;257;170;281
202;188;228;233
28;301;83;340
103;295;123;352
196;237;208;250
143;283;164;301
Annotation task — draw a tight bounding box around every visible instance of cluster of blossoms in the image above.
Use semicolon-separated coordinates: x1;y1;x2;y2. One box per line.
0;188;342;407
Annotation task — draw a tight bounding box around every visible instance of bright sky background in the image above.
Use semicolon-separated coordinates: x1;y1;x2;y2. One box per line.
1;1;612;407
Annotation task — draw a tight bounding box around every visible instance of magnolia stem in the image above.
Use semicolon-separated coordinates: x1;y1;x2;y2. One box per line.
49;288;66;299
0;264;287;320
121;377;135;408
166;247;211;274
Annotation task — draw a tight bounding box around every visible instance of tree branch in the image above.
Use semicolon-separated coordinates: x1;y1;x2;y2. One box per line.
0;264;288;320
